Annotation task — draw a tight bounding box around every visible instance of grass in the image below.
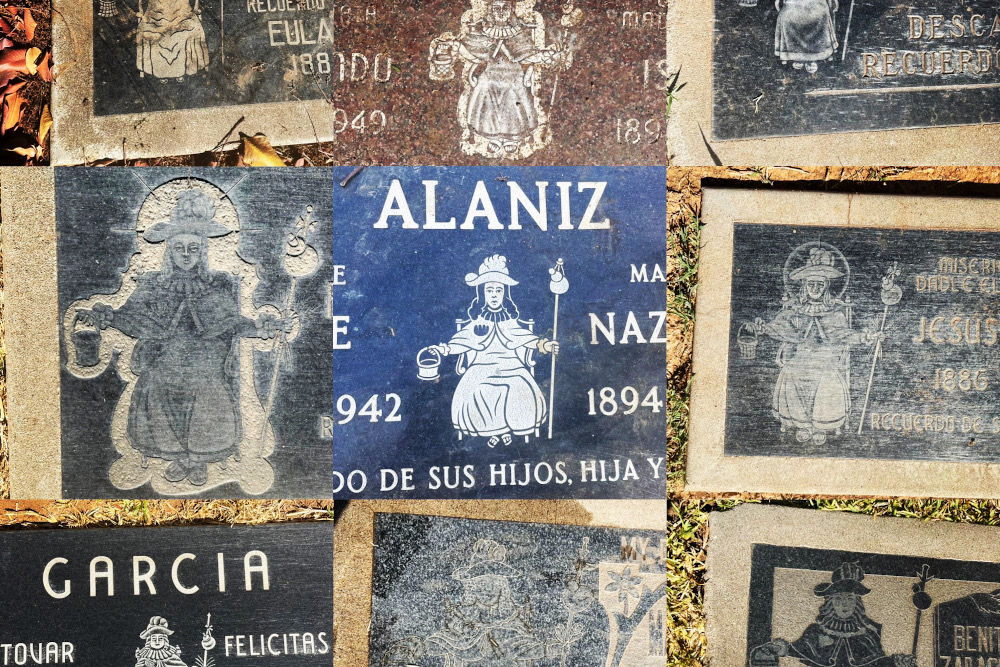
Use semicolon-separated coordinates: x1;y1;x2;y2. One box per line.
665;166;1000;667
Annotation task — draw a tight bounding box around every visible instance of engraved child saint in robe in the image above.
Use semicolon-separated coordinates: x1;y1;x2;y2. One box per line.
75;190;291;487
135;0;209;82
135;616;188;667
429;0;567;157
752;563;915;667
425;538;543;666
747;247;881;445
426;255;558;448
774;0;838;73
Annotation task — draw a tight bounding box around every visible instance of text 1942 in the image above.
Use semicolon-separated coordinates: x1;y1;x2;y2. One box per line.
336;393;401;424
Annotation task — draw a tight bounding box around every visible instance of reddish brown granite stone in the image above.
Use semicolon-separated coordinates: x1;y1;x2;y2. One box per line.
333;0;666;165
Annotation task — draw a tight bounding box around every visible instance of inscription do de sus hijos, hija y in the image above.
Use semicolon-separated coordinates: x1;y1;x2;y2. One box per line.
332;167;668;499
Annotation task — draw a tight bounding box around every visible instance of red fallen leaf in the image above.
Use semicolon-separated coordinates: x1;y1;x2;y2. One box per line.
0;48;29;75
0;17;11;35
294;157;306;167
2;88;26;133
0;37;12;49
22;9;34;41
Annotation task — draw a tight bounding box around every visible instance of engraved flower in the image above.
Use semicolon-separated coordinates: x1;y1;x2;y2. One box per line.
605;567;643;603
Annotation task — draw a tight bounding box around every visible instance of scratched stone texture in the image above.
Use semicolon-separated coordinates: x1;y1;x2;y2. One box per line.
0;523;333;666
713;0;1000;139
333;0;666;165
369;513;666;667
725;222;1000;463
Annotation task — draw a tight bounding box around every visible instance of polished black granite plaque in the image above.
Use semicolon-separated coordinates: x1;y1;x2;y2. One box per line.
747;544;1000;667
0;522;332;666
55;167;332;498
713;0;1000;138
92;0;330;115
726;222;1000;462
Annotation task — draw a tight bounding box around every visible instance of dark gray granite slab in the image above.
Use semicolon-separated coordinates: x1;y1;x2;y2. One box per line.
369;513;666;667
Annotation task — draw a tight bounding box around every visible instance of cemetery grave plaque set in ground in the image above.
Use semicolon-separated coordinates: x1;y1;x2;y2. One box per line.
3;167;333;499
332;499;667;667
0;522;333;666
333;167;668;500
706;505;1000;667
48;0;332;164
666;0;1000;164
688;187;1000;498
333;0;666;165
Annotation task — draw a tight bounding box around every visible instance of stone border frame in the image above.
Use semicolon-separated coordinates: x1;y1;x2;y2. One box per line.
665;0;1000;166
706;505;1000;667
333;499;666;667
688;186;1000;497
49;0;332;165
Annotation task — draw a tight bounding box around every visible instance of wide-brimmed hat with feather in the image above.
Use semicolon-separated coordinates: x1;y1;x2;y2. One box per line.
143;190;231;243
465;254;519;287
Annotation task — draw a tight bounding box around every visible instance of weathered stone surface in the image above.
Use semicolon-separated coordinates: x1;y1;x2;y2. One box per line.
688;187;1000;498
332;166;667;499
666;0;1000;163
333;1;666;165
49;0;332;163
369;513;666;667
707;505;1000;667
0;522;332;665
3;167;333;499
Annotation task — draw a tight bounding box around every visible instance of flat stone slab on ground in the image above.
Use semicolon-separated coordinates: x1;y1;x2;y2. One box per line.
333;166;667;499
707;505;1000;667
369;512;666;667
666;0;1000;164
688;187;1000;498
2;167;333;499
0;522;332;665
333;0;665;165
49;0;332;163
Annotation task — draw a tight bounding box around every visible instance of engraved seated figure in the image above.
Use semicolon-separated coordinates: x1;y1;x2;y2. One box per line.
135;616;187;667
76;190;292;487
748;248;882;445
752;563;916;667
774;0;838;73
425;539;543;667
427;255;558;448
135;0;210;82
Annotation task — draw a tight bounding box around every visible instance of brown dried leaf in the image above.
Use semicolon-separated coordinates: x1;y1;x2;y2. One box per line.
22;9;34;41
239;132;284;167
0;48;29;76
25;46;40;75
37;103;51;144
2;89;25;133
35;51;50;82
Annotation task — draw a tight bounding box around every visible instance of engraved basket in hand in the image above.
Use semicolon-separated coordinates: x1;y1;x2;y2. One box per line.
71;311;102;367
417;347;442;381
737;322;759;359
429;35;458;81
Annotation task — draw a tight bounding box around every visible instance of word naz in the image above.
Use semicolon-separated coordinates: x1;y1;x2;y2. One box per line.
373;180;611;230
42;551;270;598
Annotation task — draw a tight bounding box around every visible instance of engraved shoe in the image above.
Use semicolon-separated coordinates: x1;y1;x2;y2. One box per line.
792;62;804;70
805;62;818;73
188;463;208;487
812;431;827;444
795;428;811;443
164;460;188;483
502;434;512;446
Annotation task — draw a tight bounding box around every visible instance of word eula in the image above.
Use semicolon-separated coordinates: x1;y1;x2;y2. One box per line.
42;551;271;598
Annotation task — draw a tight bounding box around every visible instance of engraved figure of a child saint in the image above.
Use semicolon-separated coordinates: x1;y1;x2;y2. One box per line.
774;0;838;73
429;0;575;159
75;190;291;486
136;0;209;82
425;538;543;665
752;563;915;667
135;616;188;667
426;255;558;447
746;246;881;445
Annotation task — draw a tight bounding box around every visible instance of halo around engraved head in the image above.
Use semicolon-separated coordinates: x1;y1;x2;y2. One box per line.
136;178;239;240
783;241;850;300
